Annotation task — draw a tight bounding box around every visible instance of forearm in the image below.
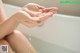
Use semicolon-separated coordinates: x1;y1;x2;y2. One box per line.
0;10;36;39
0;0;6;22
0;14;19;39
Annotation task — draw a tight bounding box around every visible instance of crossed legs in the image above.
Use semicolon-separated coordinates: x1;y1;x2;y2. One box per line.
0;30;36;53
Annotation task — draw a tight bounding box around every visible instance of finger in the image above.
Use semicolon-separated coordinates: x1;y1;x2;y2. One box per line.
37;5;46;12
24;3;39;11
37;5;46;9
43;7;58;12
49;10;57;13
49;7;58;11
37;11;56;23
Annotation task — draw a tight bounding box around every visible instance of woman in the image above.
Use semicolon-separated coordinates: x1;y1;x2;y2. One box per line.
0;0;58;53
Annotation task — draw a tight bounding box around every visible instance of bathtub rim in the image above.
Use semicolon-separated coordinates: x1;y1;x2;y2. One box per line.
4;3;80;19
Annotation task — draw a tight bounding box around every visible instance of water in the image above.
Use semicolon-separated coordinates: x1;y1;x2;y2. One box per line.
27;35;76;53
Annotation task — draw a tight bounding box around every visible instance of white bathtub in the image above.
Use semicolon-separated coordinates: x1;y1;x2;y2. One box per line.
4;4;80;53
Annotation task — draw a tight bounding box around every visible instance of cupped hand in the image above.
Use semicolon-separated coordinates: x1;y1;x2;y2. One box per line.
22;9;58;27
22;3;58;26
15;3;58;27
23;3;58;17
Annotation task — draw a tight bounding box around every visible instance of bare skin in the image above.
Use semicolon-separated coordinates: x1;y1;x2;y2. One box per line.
0;39;13;53
0;0;58;53
23;3;58;26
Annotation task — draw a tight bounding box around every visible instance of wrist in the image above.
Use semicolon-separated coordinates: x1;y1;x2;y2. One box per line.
10;12;20;24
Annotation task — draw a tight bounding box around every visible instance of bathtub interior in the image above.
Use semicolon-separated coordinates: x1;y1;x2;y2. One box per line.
4;4;80;53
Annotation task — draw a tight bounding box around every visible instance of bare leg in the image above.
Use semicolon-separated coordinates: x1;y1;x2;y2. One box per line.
0;39;13;53
5;30;37;53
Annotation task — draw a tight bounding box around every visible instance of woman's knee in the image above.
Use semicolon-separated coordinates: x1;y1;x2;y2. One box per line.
9;30;23;35
5;30;24;40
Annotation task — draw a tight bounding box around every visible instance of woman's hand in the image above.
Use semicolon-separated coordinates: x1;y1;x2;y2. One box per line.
23;3;58;17
22;3;45;17
22;3;58;26
24;3;45;12
14;3;58;27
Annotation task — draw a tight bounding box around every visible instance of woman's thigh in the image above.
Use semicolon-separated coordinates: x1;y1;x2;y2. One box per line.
0;39;13;53
5;30;36;53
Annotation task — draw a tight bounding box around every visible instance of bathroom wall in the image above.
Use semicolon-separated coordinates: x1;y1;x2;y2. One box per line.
3;0;80;17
